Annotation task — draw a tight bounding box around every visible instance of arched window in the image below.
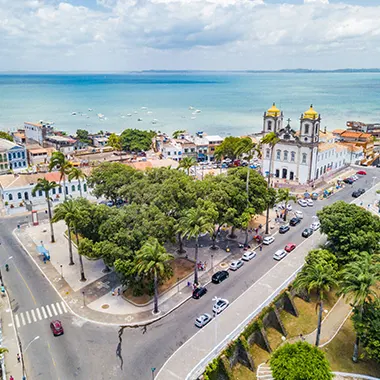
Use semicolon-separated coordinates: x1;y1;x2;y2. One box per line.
17;152;21;158
17;192;22;199
315;124;318;134
304;124;309;134
267;121;272;131
266;149;270;159
77;184;81;191
71;185;75;192
52;188;56;195
276;150;281;160
302;153;307;164
8;194;13;201
290;151;296;162
283;150;288;161
83;183;87;192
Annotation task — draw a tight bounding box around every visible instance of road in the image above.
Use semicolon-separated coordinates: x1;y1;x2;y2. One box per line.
0;167;378;380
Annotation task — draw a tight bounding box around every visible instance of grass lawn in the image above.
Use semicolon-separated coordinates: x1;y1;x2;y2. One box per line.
265;327;284;350
250;344;270;369
124;258;194;305
231;363;256;380
322;318;380;377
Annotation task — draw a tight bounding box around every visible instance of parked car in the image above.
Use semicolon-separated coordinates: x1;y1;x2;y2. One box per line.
50;320;64;336
343;178;354;184
310;221;320;230
357;170;367;175
302;228;314;238
298;199;308;207
230;260;244;271
192;287;208;299
284;243;296;252
212;299;229;314
289;217;301;226
294;210;304;219
263;236;275;245
352;188;365;198
273;250;287;261
212;270;229;284
306;199;314;207
242;251;256;261
278;203;292;211
279;224;290;234
195;313;212;328
352;175;359;181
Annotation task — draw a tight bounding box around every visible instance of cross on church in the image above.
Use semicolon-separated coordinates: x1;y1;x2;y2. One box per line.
287;118;291;124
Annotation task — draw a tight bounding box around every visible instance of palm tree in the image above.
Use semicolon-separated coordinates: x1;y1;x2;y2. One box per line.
260;132;280;234
276;188;297;221
68;167;87;197
135;238;174;314
339;253;380;362
52;200;87;281
32;178;59;243
293;262;338;347
239;207;256;246
0;347;8;355
178;157;197;175
178;206;215;284
172;130;186;139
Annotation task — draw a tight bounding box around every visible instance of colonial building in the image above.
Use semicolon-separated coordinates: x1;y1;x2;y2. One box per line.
0;139;28;173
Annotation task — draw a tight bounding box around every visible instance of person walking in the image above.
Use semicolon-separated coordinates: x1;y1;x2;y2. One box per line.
17;353;20;363
259;245;263;252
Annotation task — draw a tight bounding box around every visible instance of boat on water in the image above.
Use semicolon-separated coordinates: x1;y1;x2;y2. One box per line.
134;111;138;114
71;112;77;116
191;116;196;120
127;113;132;116
147;111;153;115
192;109;201;114
97;113;105;119
138;118;143;121
141;107;147;110
151;119;158;124
189;106;194;110
88;108;93;111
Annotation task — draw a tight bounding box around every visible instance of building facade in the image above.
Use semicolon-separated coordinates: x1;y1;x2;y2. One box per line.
0;139;27;173
24;121;54;145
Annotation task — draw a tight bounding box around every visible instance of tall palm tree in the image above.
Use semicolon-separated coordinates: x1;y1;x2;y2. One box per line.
172;130;186;139
293;262;338;347
178;157;197;175
239;207;256;246
0;347;8;355
178;206;215;284
68;167;87;197
260;132;280;234
135;238;174;314
32;178;59;243
276;188;297;221
339;253;380;362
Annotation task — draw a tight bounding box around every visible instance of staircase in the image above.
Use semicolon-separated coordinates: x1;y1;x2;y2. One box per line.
256;363;273;380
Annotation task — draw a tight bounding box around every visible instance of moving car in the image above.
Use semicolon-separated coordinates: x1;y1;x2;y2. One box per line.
230;260;244;271
310;221;320;231
289;217;301;226
212;299;229;314
284;243;296;252
352;175;359;181
273;249;287;261
195;313;212;328
192;287;208;299
50;320;64;336
343;178;354;184
279;224;290;234
263;236;275;245
294;210;304;219
278;203;292;211
302;228;314;238
212;270;229;284
352;188;365;198
298;199;308;207
242;251;256;261
357;170;367;175
306;199;314;207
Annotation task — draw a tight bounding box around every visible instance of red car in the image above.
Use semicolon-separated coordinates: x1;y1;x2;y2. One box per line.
285;243;296;253
50;320;64;336
357;170;367;175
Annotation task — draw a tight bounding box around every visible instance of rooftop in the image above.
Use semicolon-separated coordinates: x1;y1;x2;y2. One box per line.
46;135;76;144
0;138;19;150
204;135;223;143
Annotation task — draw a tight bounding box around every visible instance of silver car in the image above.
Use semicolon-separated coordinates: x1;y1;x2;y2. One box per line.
195;313;212;328
230;260;244;271
273;249;287;261
263;236;275;245
242;251;257;261
212;299;229;314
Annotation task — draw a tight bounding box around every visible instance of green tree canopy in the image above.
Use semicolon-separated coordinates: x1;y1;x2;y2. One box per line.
0;131;13;142
119;128;156;152
305;249;338;272
76;129;90;144
107;133;122;152
214;136;242;161
270;341;333;380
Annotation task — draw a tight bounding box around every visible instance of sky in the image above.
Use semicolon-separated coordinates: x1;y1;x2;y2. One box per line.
1;0;380;71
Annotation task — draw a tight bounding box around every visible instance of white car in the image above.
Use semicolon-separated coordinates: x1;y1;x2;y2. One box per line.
294;210;304;219
298;199;308;207
310;221;320;230
273;249;287;261
242;251;257;261
278;203;292;211
352;175;358;181
263;236;275;245
230;260;244;271
195;313;212;328
306;199;314;207
212;299;229;314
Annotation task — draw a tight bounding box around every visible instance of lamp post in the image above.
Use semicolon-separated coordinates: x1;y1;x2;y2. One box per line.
60;264;63;278
212;297;219;347
211;254;214;273
21;335;40;378
82;291;86;307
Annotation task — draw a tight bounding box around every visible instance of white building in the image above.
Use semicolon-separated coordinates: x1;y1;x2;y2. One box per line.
92;136;109;147
45;135;76;155
24;121;54;145
160;141;183;161
0;139;28;174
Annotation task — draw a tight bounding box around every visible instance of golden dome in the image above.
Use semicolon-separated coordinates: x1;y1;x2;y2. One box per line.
266;103;281;117
303;104;319;120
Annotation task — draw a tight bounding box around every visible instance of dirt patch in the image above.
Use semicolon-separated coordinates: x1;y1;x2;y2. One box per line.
231;363;256;380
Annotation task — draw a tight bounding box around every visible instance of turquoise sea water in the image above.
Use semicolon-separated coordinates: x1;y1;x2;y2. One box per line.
1;72;380;137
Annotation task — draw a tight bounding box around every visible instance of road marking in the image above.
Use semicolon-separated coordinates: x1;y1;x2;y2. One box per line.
31;309;37;322
20;313;25;326
36;308;42;321
25;311;31;324
51;303;58;316
56;303;63;315
46;305;53;318
15;314;20;328
41;306;47;319
61;302;67;313
13;263;37;306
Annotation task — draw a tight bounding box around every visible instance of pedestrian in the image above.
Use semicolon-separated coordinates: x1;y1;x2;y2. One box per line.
10;376;14;380
260;245;262;252
17;353;20;363
117;288;121;296
300;333;305;341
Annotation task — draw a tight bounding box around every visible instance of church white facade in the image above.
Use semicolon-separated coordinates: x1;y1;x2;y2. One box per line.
261;104;353;185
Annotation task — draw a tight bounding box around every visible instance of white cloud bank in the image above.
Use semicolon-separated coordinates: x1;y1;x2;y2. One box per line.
0;0;380;71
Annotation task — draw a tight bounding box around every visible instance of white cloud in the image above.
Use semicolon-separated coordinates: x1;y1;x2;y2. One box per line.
0;0;380;71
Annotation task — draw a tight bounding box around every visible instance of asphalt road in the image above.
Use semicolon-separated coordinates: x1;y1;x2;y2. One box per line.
0;167;378;380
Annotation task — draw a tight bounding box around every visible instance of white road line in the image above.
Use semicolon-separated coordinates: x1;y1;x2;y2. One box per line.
46;305;53;318
26;311;31;324
36;308;42;321
41;306;47;319
51;303;58;316
61;302;67;313
15;314;20;328
20;313;26;326
31;309;37;322
56;303;63;315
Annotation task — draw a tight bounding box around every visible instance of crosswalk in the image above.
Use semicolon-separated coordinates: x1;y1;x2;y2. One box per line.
15;301;68;328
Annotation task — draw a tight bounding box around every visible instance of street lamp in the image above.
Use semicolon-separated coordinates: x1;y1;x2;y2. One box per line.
212;297;219;347
21;335;40;378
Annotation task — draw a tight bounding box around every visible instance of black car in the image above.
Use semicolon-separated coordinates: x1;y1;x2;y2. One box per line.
289;217;301;226
302;228;314;238
352;188;365;198
192;287;208;299
343;178;354;184
279;224;290;234
212;270;229;284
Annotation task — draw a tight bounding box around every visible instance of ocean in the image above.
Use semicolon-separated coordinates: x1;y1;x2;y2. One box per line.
1;72;380;137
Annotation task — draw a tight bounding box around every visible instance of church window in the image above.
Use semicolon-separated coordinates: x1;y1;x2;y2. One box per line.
283;150;288;161
302;153;307;164
304;124;309;134
276;150;281;160
315;124;318;134
304;137;308;142
266;149;270;159
8;194;13;201
290;151;296;162
267;121;272;131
